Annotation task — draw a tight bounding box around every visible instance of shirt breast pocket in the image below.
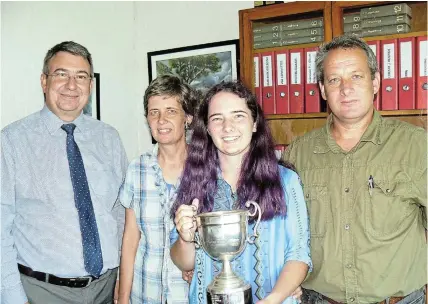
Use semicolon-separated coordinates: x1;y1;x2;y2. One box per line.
365;180;413;237
304;185;330;238
86;169;120;211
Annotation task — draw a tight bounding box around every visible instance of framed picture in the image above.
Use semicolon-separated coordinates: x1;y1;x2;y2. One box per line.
147;39;240;93
83;72;100;120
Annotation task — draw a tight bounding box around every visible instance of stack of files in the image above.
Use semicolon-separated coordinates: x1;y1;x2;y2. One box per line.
343;12;362;38
373;35;427;111
253;45;323;115
253;18;324;50
254;36;428;113
360;3;412;37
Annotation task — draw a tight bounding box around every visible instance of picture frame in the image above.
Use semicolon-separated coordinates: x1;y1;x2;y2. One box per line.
83;72;100;120
147;39;240;93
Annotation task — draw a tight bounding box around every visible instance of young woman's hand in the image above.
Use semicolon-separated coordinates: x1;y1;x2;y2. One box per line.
174;198;199;242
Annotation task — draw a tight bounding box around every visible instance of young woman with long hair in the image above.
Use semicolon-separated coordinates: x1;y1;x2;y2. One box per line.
170;81;312;304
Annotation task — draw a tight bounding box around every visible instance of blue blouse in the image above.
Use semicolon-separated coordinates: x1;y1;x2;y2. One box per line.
172;166;312;304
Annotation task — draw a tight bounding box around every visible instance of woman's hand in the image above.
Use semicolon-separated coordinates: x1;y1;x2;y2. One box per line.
174;198;199;242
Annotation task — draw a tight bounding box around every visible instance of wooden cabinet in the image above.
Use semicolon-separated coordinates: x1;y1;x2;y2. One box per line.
239;1;427;145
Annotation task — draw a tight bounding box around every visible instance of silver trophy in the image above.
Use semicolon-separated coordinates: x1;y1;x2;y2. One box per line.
195;201;262;304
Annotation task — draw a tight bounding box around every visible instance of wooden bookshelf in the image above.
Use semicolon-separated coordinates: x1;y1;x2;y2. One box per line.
239;1;427;145
239;1;332;89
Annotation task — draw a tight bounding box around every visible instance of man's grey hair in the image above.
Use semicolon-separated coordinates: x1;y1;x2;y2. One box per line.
315;34;379;83
43;41;93;76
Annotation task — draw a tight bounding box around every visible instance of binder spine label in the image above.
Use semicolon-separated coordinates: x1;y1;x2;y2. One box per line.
277;54;287;85
420;40;428;77
263;55;273;87
400;41;412;78
291;53;301;85
254;57;260;87
369;44;377;55
383;43;395;79
306;51;317;84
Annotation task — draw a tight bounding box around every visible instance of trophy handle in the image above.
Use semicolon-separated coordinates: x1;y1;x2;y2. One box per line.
245;201;261;244
194;231;201;249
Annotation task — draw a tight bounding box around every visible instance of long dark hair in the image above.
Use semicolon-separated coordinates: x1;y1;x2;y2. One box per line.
171;81;294;222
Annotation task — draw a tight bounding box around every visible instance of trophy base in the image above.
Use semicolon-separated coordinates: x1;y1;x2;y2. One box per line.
206;286;252;304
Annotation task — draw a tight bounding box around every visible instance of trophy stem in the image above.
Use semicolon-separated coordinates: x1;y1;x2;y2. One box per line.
207;257;252;304
222;258;234;278
208;257;248;290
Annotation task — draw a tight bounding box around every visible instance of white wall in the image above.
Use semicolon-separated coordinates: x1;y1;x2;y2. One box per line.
1;1;252;160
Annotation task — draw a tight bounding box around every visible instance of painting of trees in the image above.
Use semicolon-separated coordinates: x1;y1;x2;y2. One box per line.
149;40;238;93
157;54;221;84
155;51;234;92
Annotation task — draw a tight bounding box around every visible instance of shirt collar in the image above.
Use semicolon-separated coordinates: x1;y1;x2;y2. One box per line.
148;143;160;168
41;105;87;135
313;114;335;154
360;110;383;145
313;109;383;154
149;143;183;190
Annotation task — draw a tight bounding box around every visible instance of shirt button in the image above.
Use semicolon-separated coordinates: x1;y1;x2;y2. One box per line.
346;264;352;268
345;224;350;230
349;297;355;302
306;193;309;198
386;189;391;193
344;188;350;193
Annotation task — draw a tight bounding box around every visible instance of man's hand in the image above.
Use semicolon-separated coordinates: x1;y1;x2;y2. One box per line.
113;279;119;303
182;270;194;284
255;286;303;304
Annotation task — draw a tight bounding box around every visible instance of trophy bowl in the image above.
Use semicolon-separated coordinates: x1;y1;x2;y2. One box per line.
196;209;248;261
195;201;261;304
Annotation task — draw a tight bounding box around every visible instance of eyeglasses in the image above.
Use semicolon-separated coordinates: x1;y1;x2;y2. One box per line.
45;71;92;85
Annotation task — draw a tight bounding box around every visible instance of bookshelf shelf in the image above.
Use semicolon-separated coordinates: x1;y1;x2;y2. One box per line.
252;41;324;54
362;31;428;42
266;109;427;121
379;109;427;116
267;113;328;120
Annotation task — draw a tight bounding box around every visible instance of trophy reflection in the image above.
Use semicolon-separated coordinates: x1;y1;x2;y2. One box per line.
195;201;261;304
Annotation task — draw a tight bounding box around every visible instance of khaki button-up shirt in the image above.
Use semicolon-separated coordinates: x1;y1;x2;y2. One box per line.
283;111;427;303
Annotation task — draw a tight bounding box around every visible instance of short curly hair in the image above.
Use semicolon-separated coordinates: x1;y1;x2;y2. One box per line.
143;74;200;119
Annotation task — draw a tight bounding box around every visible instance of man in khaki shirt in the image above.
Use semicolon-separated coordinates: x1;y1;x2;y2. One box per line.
283;35;427;304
